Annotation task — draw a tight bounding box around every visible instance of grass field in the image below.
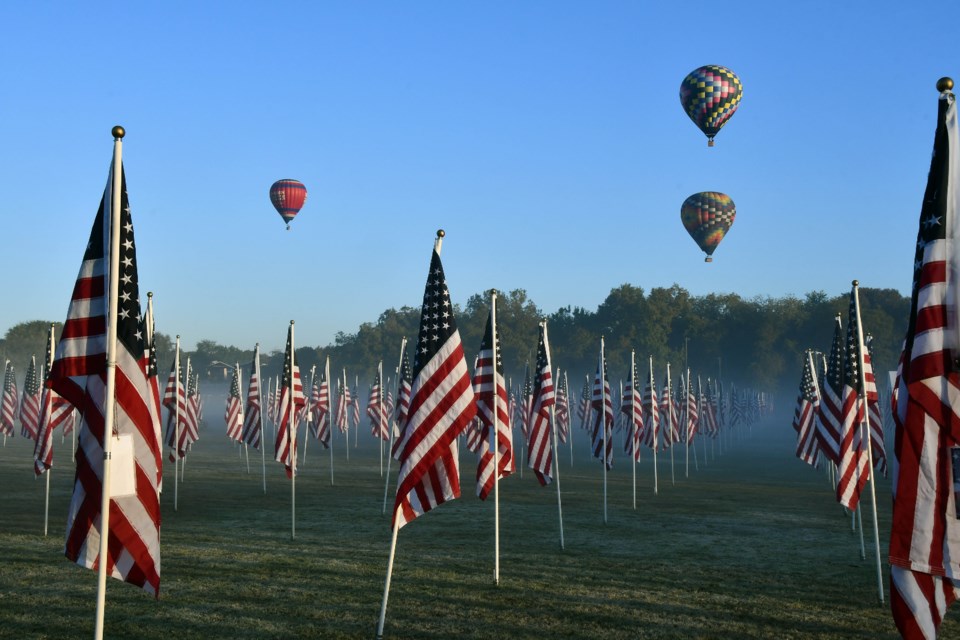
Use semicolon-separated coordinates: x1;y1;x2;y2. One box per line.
0;408;952;639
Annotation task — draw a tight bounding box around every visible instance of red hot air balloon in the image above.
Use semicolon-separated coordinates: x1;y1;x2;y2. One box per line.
269;179;308;230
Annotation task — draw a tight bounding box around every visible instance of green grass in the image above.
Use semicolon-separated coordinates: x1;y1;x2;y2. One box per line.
0;415;951;639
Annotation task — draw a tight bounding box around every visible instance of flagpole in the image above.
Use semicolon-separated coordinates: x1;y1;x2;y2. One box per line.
667;364;674;485
852;280;884;603
326;357;334;486
383;338;406;515
600;336;608;524
566;372;573;469
378;229;445;639
92;125;125;640
240;363;250;473
181;358;191;484
174;336;181;511
698;376;708;467
684;371;690;479
492;291;501;585
256;345;266;494
43;325;56;536
289;321;297;541
379;361;384;478
343;368;349;462
630;351;636;510
650;356;658;496
543;321;564;550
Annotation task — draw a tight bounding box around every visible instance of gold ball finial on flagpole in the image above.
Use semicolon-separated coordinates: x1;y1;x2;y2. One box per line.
436;229;445;239
852;279;859;287
112;125;125;139
938;77;954;92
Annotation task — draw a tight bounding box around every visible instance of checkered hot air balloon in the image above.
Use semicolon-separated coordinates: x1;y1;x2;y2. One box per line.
269;179;308;230
679;65;743;147
680;191;736;262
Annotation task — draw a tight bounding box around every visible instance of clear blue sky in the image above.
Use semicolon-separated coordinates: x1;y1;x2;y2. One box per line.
2;1;955;352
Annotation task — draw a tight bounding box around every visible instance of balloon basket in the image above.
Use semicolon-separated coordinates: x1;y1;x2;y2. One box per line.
707;139;715;147
704;257;713;263
286;224;291;231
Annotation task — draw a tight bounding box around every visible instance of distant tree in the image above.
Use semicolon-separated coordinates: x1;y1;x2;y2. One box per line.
0;320;62;372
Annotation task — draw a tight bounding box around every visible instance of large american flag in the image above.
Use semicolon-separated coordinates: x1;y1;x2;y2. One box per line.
683;374;698;446
274;323;305;478
34;326;74;476
620;357;643;462
642;362;660;450
527;322;556;485
889;86;960;639
19;356;41;440
591;347;614;470
335;376;350;434
391;246;476;528
473;306;513;499
368;365;390;441
240;347;262;450
835;289;870;511
815;316;844;465
47;160;162;596
555;370;570;445
0;361;17;437
224;365;243;441
313;360;331;449
793;351;821;468
659;371;677;449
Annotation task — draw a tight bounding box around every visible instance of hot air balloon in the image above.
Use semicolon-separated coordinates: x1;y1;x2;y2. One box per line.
680;192;735;262
679;65;743;146
269;179;308;230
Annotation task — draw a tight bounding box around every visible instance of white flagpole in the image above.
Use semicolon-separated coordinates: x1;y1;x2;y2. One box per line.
379;360;384;478
343;368;349;462
383;338;406;515
289;321;297;541
355;374;360;450
667;364;675;485
566;372;573;469
650;356;658;496
543;322;564;549
600;336;608;524
852;280;884;603
181;358;192;483
43;326;56;536
93;125;125;640
684;371;690;478
326;357;334;486
376;230;444;639
698;376;708;467
630;351;636;510
255;346;266;494
174;336;181;511
492;292;501;585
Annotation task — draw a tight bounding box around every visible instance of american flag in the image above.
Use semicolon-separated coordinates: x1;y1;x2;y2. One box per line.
0;361;17;437
240;347;262;450
889;85;960;638
335;376;350;434
863;340;887;477
703;379;719;438
642;362;660;450
527;322;555;485
620;357;643;462
578;376;591;431
555;370;570;444
519;364;532;441
161;356;186;460
793;351;821;468
465;416;484;454
391;246;476;528
591;346;614;470
368;365;390;441
274;323;305;479
659;372;677;448
180;360;200;456
684;374;698;446
473;305;512;500
224;364;244;441
313;359;331;449
835;288;870;511
19;356;41;440
351;383;361;431
815;316;845;466
142;295;162;488
47;160;162;596
34;325;74;476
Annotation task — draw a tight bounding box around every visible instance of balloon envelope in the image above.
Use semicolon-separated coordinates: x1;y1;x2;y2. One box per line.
680;192;736;261
269;179;308;227
679;65;742;145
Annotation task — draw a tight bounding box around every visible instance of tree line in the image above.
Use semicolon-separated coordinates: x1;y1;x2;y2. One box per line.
0;284;909;397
